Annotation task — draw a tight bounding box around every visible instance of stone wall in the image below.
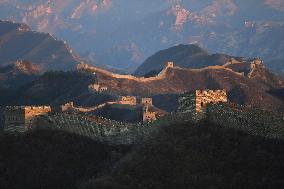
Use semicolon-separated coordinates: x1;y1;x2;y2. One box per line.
178;90;228;120
3;106;51;132
88;84;108;93
143;111;157;122
77;62;173;83
206;103;284;139
195;89;228;114
141;98;153;106
60;102;74;112
88;84;100;92
166;62;174;68
24;106;51;121
3;107;26;132
119;96;137;105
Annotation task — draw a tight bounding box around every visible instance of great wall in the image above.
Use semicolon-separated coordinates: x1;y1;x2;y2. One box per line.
80;58;264;83
78;60;250;85
1;60;284;144
29;100;284;144
77;61;175;83
1;106;51;132
0;94;161;135
78;58;276;97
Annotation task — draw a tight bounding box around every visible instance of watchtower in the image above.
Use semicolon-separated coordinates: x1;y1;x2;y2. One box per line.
119;96;137;105
3;106;51;132
143;111;157;122
141;98;153;106
253;58;263;65
143;104;157;122
88;84;108;93
61;102;74;112
166;62;174;68
178;89;228;120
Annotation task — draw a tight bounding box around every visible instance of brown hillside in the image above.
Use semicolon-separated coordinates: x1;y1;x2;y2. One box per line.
0;20;80;71
0;61;40;90
78;60;284;111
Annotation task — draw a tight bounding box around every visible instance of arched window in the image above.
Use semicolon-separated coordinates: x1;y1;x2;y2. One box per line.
201;102;204;107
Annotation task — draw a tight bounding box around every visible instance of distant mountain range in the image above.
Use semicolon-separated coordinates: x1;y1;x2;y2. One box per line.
0;52;284;119
0;5;284;113
0;0;284;72
1;53;284;113
0;20;80;71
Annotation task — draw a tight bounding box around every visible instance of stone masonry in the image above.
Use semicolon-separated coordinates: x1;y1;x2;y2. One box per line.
119;96;137;105
3;106;51;132
178;89;228;120
60;102;74;112
141;98;153;106
143;111;157;122
88;84;108;93
143;103;157;122
166;61;174;68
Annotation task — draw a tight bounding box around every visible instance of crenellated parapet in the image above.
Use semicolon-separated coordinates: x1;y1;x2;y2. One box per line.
78;61;177;89
2;106;51;132
166;62;174;68
178;89;228;120
118;96;137;105
88;84;108;93
141;98;153;106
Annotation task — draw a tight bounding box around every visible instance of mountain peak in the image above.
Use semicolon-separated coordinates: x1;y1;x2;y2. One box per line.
0;21;80;71
134;44;231;76
175;44;208;54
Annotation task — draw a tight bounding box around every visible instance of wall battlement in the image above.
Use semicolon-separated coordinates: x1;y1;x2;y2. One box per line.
60;102;74;112
88;84;108;93
178;89;228;120
2;106;51;132
143;111;156;122
78;61;175;84
119;96;137;105
196;89;227;96
142;102;157;122
141;98;153;106
166;61;174;68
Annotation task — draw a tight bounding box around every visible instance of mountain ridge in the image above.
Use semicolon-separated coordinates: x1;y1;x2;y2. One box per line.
1;1;284;72
0;20;80;71
79;58;284;111
134;44;241;76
